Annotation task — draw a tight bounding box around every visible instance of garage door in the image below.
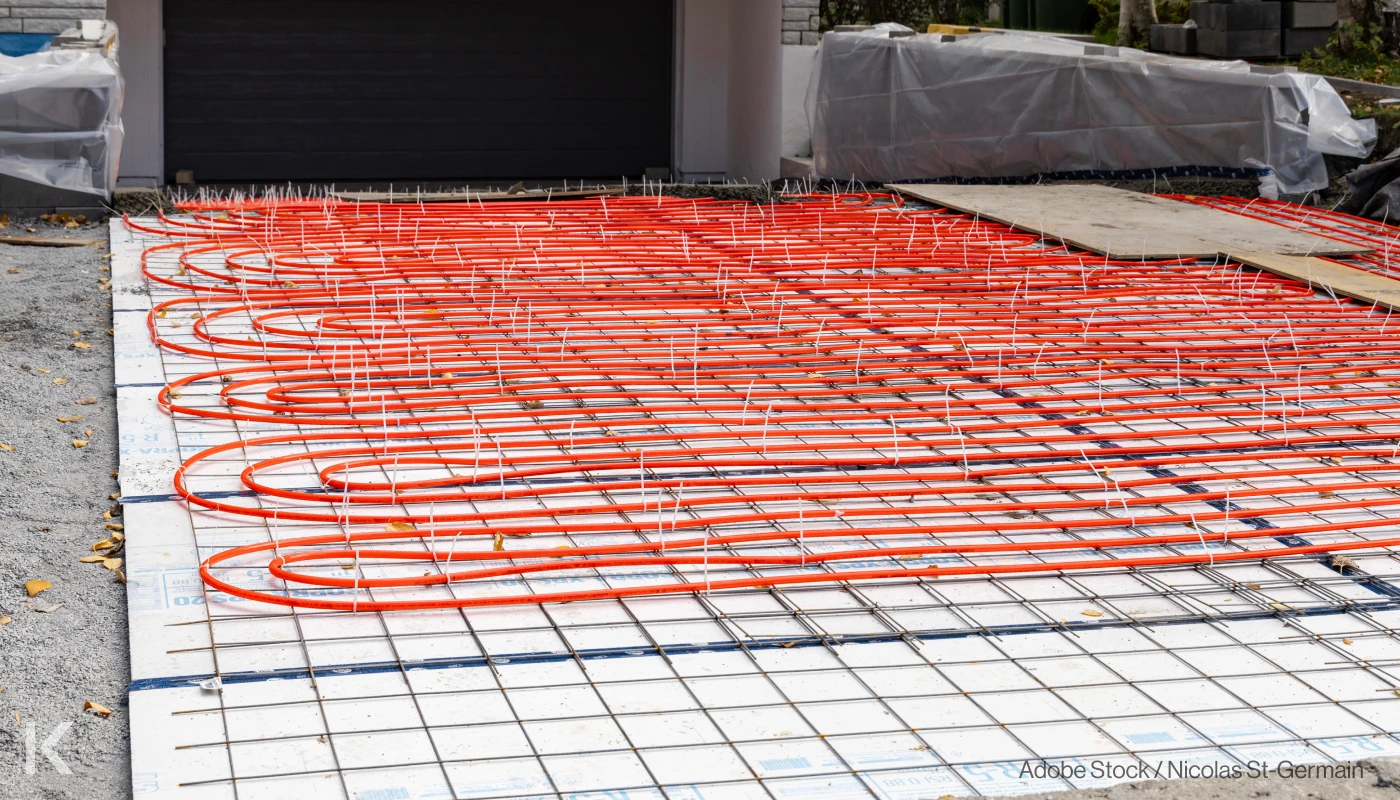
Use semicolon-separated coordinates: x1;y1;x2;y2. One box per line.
163;0;673;183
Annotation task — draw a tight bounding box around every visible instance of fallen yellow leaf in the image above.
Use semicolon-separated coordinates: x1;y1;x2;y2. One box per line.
1082;609;1104;617
104;522;123;532
101;558;122;571
24;579;51;597
35;368;49;374
385;521;415;532
72;440;88;449
52;377;68;385
56;415;82;423
78;555;107;563
72;342;90;350
83;701;113;718
75;397;96;405
0;616;10;625
0;442;13;451
91;539;114;551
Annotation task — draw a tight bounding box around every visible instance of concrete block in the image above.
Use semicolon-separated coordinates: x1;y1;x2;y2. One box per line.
22;18;74;33
0;18;21;32
782;19;810;30
784;0;820;7
8;0;105;7
0;174;106;215
781;156;813;179
9;7;98;19
782;30;801;44
1197;26;1281;56
1191;1;1280;30
782;6;813;21
800;30;821;44
1283;1;1337;27
1150;23;1198;54
1283;25;1331;54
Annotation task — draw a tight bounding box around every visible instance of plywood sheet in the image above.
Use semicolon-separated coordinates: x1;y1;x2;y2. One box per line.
890;184;1369;258
1230;250;1400;308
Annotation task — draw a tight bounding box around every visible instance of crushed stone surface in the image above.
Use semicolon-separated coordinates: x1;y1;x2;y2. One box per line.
0;218;126;799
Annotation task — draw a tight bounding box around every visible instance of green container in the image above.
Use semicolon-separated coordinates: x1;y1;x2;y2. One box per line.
1008;0;1029;29
1033;0;1089;31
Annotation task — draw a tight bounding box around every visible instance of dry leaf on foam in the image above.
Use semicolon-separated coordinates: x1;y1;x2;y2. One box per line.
1082;609;1104;618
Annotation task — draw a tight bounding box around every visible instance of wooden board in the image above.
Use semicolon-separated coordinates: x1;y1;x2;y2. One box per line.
889;184;1369;259
1229;251;1400;309
330;187;626;204
0;236;102;247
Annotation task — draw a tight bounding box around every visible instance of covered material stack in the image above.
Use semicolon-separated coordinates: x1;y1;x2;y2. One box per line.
807;26;1374;194
0;21;121;201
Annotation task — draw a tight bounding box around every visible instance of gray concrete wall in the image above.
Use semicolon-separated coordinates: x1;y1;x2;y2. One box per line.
782;0;820;43
0;0;104;34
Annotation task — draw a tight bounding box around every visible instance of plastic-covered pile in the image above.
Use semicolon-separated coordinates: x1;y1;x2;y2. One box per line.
808;25;1376;195
0;29;122;197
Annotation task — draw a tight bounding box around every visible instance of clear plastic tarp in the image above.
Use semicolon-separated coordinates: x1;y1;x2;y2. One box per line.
0;27;122;197
808;25;1376;195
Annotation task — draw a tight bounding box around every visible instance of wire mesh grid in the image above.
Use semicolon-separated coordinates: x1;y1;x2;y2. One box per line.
116;199;1400;800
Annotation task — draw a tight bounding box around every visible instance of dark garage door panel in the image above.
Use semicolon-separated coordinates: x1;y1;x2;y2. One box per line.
163;0;672;183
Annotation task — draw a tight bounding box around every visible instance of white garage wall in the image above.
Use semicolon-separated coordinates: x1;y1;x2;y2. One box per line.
675;0;782;183
107;0;161;186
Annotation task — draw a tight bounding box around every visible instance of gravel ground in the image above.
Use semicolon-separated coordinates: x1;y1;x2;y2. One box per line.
0;219;127;798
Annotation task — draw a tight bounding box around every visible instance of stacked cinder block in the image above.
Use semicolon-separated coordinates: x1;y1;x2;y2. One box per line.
1282;0;1337;56
1191;0;1282;59
1150;21;1198;55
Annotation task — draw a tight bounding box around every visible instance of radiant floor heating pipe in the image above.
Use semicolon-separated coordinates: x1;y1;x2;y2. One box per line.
125;193;1400;610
